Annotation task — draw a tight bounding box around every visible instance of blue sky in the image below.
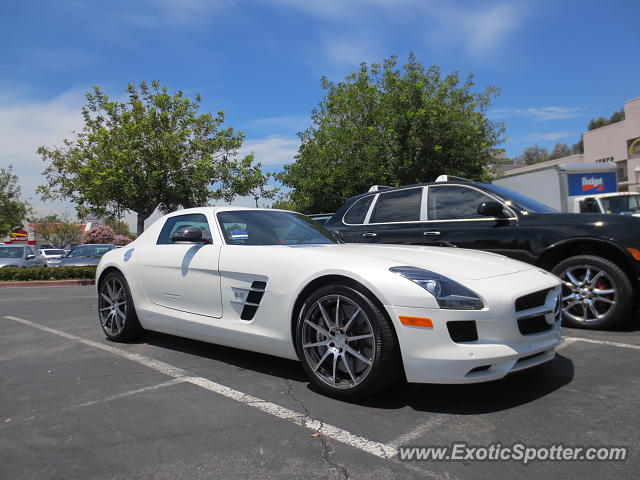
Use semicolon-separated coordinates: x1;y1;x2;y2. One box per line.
1;0;639;221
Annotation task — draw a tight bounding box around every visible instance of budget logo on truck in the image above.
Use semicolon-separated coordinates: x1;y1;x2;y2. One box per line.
567;172;617;196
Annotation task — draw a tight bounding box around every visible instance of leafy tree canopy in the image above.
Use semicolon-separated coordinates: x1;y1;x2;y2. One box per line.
549;142;572;160
30;214;80;248
0;165;31;237
38;81;274;233
515;144;549;165
277;54;505;213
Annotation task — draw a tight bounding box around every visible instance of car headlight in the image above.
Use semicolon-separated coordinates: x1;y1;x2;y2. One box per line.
390;266;484;310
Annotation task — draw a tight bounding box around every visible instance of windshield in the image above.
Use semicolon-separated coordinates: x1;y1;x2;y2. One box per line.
67;245;112;258
218;210;340;246
600;195;640;215
0;247;23;259
482;184;558;213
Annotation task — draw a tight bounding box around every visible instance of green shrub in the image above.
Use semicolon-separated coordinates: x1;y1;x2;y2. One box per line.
0;266;97;282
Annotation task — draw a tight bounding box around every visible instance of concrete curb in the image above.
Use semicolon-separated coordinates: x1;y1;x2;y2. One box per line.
0;279;95;288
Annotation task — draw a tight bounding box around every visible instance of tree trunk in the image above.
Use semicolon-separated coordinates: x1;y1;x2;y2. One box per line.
137;215;145;235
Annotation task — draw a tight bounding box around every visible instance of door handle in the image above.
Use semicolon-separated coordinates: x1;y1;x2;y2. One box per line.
424;231;441;236
362;232;378;238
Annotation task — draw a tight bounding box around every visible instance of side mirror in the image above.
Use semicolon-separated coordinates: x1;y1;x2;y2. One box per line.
171;226;210;244
26;254;35;259
332;230;345;242
477;201;505;218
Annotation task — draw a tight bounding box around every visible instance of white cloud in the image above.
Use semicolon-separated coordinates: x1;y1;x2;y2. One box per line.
489;106;586;121
525;132;573;141
0;88;86;217
239;135;299;166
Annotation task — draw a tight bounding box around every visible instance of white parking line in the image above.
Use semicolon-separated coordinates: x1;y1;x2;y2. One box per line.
388;415;451;448
3;315;398;460
71;378;189;409
563;336;640;351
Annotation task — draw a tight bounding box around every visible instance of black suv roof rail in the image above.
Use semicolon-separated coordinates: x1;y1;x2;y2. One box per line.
368;185;393;192
435;174;472;183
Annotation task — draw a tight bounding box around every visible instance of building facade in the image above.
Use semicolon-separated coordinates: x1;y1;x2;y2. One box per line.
498;97;640;191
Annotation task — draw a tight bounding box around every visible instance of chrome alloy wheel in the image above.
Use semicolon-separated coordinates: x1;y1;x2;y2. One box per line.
559;265;616;323
301;294;376;389
99;276;128;336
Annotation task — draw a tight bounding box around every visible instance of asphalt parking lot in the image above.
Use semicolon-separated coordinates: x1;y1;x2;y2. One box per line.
1;286;639;479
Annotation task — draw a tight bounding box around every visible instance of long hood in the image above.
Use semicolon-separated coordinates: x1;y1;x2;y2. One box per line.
316;244;535;280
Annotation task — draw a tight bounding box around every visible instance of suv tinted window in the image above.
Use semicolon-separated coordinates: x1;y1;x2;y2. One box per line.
370;188;422;223
157;213;212;245
428;185;496;220
344;196;374;224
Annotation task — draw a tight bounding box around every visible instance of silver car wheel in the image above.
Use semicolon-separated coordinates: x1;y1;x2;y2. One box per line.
559;264;616;323
99;277;128;336
301;294;376;389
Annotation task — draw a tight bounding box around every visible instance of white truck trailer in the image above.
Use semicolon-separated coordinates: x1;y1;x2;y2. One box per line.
493;162;640;216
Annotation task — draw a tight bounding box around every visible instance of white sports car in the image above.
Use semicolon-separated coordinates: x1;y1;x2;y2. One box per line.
96;207;562;399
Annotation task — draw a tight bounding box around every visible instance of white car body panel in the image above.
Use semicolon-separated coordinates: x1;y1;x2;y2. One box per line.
97;207;562;384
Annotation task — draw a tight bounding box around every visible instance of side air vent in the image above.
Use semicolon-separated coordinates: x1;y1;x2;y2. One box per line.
231;281;267;321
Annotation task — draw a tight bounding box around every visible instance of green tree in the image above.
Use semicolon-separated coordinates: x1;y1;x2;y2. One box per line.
516;144;549;165
104;217;135;239
0;165;31;237
277;54;504;213
30;214;81;248
548;142;572;160
38;81;273;234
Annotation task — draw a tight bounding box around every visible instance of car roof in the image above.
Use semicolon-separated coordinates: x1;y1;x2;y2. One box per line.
344;180;481;203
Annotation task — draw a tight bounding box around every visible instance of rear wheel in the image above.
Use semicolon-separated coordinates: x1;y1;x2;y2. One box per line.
295;284;401;399
551;255;632;329
98;271;143;341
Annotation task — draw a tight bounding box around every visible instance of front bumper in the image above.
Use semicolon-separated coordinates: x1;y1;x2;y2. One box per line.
386;270;562;384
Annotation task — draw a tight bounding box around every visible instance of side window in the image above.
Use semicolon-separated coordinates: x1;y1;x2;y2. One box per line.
370;188;422;223
344;196;374;224
157;213;212;245
580;198;599;213
428;186;499;220
26;246;35;256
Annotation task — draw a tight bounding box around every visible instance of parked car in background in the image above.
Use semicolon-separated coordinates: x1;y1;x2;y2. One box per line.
307;213;335;226
38;248;68;265
49;244;117;267
0;245;47;268
325;176;640;329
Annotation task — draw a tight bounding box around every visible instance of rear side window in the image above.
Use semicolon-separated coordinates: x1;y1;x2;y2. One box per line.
157;213;212;245
343;196;374;224
428;186;495;220
370;188;422;223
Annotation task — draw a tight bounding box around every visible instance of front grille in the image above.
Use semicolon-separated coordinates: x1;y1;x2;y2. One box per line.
517;314;553;335
447;320;478;343
515;288;553;312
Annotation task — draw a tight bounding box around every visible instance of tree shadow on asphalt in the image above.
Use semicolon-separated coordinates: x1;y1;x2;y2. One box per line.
142;331;574;414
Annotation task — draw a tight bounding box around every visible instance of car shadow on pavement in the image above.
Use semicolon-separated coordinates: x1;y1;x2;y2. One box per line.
352;354;575;414
141;331;574;414
143;331;308;382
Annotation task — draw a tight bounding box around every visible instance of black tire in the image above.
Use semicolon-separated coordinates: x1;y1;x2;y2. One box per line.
295;284;401;399
98;270;144;341
551;255;633;329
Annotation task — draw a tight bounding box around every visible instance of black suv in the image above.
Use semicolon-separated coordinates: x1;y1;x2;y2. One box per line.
325;178;640;329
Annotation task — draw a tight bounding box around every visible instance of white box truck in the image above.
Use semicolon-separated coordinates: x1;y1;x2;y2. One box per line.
493;162;640;216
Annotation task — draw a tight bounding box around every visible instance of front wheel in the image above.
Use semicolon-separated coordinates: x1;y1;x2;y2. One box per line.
295;284;401;399
551;255;633;329
98;271;143;341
